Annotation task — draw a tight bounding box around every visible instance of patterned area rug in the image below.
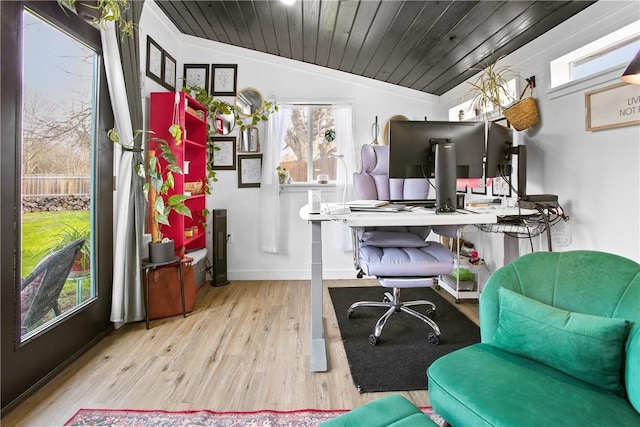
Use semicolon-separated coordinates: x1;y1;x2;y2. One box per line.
65;406;443;426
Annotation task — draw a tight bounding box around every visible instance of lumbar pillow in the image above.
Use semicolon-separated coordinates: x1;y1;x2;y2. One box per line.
492;287;629;395
359;230;428;248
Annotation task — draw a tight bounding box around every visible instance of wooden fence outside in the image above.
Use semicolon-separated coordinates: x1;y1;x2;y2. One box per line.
280;159;337;182
22;175;91;196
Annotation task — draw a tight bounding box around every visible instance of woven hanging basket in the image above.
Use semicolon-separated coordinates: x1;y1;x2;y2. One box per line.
502;81;539;131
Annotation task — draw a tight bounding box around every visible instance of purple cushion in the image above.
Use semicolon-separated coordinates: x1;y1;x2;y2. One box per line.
360;230;429;248
359;243;454;277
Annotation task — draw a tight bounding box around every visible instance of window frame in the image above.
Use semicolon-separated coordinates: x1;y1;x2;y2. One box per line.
278;103;340;185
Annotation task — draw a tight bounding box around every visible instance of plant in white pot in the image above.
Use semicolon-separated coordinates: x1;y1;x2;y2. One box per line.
109;129;191;263
467;59;539;131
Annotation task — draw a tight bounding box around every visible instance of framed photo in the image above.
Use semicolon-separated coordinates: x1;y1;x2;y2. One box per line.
470;179;487;195
162;51;176;91
183;64;210;93
210;137;236;170
211;64;237;96
238;154;262;188
145;36;163;86
492;176;512;197
585;82;640;131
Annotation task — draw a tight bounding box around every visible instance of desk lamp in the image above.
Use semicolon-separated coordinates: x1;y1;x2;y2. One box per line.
328;153;350;214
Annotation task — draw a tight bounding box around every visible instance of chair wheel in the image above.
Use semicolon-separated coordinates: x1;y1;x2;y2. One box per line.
428;332;440;345
425;308;436;319
368;334;379;346
347;309;354;319
383;295;390;303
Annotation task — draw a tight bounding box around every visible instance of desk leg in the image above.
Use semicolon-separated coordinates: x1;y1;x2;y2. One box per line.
504;234;520;265
310;220;327;372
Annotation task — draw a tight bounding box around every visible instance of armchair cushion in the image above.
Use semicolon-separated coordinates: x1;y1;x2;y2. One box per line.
492;287;629;395
360;230;429;248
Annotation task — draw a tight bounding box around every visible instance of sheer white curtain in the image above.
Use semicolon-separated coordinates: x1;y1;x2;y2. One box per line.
259;106;292;253
333;104;356;250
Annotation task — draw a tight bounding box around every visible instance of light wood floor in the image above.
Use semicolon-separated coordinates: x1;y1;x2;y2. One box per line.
2;279;479;427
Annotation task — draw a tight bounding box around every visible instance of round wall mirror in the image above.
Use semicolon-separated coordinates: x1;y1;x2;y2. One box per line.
210;104;236;135
235;87;264;117
383;115;409;145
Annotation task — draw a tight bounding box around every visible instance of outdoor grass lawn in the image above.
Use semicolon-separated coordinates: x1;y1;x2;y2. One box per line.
21;210;90;276
21;210;92;331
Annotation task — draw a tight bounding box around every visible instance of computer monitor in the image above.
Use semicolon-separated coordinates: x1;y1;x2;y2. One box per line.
485;121;514;179
389;121;485;179
389;120;485;213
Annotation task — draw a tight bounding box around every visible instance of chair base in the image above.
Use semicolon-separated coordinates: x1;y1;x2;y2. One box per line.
347;286;440;346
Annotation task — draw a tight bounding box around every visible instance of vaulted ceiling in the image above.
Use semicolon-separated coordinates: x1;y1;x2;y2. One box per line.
155;0;596;96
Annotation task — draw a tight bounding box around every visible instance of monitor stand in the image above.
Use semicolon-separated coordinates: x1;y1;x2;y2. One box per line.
434;140;457;214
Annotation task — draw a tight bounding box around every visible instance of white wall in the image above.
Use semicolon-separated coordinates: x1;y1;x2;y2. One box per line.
442;0;640;266
140;1;445;280
139;1;640;281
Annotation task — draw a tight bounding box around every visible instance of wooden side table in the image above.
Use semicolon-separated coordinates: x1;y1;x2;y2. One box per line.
141;257;185;329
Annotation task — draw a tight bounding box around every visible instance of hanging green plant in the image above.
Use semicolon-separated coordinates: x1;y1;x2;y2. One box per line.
59;0;135;38
324;128;336;142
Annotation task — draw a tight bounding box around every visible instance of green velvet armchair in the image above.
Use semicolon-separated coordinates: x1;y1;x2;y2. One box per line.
428;250;640;426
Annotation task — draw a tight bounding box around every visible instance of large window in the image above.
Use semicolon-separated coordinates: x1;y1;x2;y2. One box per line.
279;105;338;183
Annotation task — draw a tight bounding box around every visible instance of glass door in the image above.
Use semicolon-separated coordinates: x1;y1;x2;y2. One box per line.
1;1;113;412
19;8;97;342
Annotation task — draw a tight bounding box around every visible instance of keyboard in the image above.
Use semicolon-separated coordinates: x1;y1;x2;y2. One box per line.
392;199;437;209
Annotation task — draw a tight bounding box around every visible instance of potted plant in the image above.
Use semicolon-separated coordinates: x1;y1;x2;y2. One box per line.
59;0;135;38
108;129;192;263
467;59;539;130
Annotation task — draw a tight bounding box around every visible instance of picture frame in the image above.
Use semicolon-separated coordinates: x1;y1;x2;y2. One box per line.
183;64;210;93
210;137;236;170
211;64;237;96
470;179;487;195
238;154;263;188
492;176;512;197
162;51;176;91
585;82;640;131
145;36;164;87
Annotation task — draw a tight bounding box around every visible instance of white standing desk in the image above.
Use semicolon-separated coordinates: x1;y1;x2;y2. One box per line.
298;203;498;372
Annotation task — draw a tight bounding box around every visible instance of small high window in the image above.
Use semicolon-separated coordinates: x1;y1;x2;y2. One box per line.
550;20;640;88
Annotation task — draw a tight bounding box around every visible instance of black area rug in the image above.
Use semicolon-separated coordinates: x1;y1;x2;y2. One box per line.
329;286;480;393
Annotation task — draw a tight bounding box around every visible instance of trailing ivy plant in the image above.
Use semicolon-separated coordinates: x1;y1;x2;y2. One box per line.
59;0;135;38
183;84;278;132
235;100;278;132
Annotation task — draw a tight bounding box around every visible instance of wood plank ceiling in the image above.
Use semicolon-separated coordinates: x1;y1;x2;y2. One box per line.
155;0;596;96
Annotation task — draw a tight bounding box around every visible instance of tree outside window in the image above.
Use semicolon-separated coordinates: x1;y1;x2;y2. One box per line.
279;106;338;183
